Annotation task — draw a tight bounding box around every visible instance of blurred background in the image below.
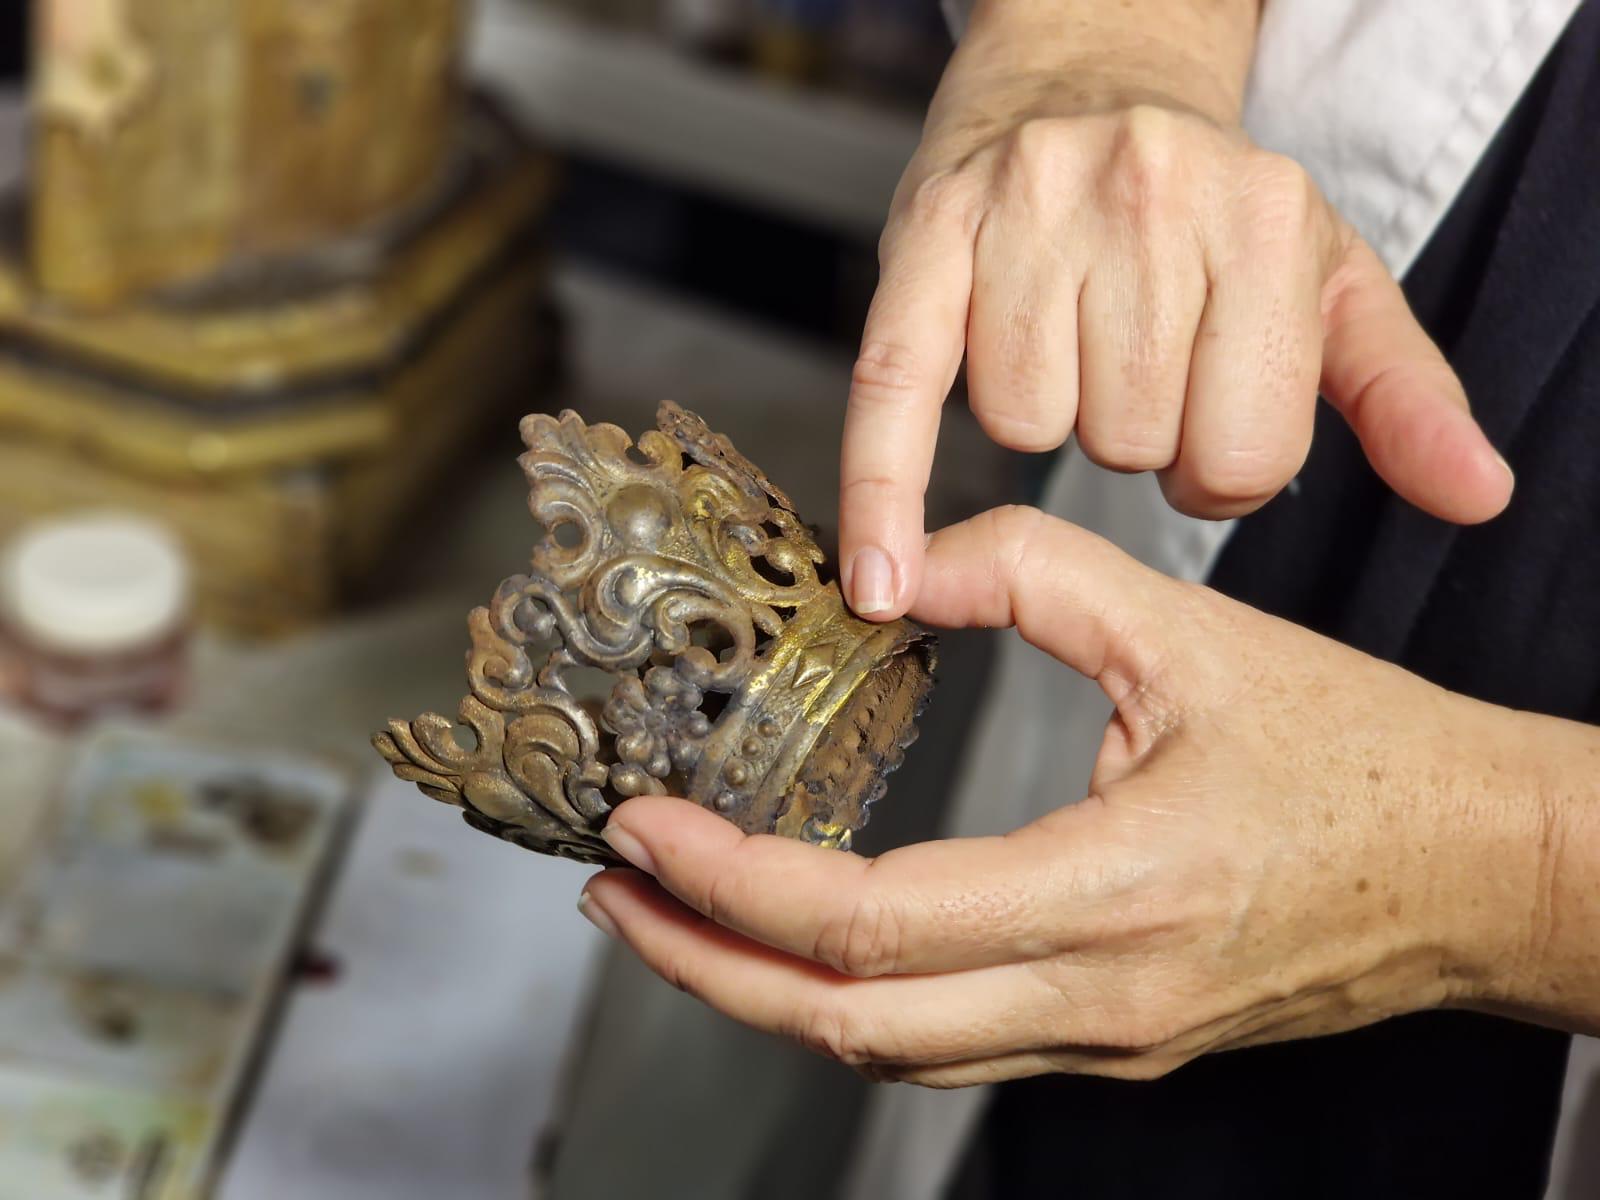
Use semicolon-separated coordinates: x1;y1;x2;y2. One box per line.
0;2;1595;1198
0;1;1020;1196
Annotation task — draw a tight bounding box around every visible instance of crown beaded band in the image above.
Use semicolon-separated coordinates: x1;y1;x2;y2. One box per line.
373;402;937;866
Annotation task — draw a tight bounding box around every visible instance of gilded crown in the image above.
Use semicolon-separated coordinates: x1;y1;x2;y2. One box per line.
373;402;936;865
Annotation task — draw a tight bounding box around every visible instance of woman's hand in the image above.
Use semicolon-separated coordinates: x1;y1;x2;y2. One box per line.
839;0;1513;620
576;507;1584;1088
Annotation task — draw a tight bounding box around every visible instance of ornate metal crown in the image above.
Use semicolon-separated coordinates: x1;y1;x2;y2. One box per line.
373;402;936;865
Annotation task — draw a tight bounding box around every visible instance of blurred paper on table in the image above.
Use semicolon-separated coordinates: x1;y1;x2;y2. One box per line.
0;731;352;1199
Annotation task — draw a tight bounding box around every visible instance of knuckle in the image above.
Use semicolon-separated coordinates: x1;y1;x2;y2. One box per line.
1076;423;1177;472
815;891;905;978
981;504;1052;606
1093;1053;1181;1083
1185;444;1301;503
852;1060;907;1085
1087;1009;1182;1059
1102;105;1185;224
876;224;894;268
851;342;926;411
984;503;1050;560
1161;482;1243;521
1347;359;1459;422
657;951;704;1001
902;170;980;233
1238;152;1318;248
1119;1015;1182;1057
907;1069;978;1091
796;1004;875;1067
701;861;757;929
971;401;1069;453
839;474;900;505
997;117;1072;204
880;168;979;266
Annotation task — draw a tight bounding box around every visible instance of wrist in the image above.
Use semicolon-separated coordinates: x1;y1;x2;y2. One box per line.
947;0;1258;128
1440;702;1600;1030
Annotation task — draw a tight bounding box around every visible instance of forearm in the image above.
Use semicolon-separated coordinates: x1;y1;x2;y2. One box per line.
932;0;1261;141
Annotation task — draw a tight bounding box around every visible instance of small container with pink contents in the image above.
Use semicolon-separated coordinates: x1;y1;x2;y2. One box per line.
0;513;192;727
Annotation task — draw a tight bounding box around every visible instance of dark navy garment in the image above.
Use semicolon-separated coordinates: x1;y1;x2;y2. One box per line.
952;3;1600;1197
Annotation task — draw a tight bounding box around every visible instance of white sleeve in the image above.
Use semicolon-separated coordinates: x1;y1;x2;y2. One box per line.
1243;0;1577;275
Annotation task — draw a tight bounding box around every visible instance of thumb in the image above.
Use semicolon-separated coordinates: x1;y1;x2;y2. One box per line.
1319;235;1513;524
910;506;1197;733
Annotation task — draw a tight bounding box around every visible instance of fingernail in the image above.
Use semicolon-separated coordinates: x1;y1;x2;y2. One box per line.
577;890;620;938
1494;451;1515;489
602;822;658;875
849;546;895;615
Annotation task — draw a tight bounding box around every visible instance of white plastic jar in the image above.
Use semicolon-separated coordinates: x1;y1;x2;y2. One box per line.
0;513;192;726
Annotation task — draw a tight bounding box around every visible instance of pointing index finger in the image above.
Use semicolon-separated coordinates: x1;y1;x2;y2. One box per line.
840;206;974;621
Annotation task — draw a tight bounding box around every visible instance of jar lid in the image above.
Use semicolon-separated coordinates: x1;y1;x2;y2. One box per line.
0;513;191;655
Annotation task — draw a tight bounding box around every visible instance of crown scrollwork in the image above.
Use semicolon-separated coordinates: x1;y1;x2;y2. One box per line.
375;403;935;865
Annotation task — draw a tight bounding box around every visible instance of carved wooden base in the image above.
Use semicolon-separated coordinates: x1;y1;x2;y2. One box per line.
0;102;556;634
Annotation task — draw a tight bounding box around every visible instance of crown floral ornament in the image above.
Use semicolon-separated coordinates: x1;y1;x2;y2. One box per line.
373;402;936;866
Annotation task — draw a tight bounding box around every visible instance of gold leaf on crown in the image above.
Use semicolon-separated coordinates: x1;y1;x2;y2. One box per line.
374;402;935;865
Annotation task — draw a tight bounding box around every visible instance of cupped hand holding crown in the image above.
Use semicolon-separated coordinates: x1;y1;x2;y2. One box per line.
577;507;1600;1084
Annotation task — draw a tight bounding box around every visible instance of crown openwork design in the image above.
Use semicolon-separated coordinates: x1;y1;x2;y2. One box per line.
373;402;936;865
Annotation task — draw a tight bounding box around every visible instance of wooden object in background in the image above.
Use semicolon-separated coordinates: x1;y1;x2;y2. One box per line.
0;0;559;634
32;0;466;308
